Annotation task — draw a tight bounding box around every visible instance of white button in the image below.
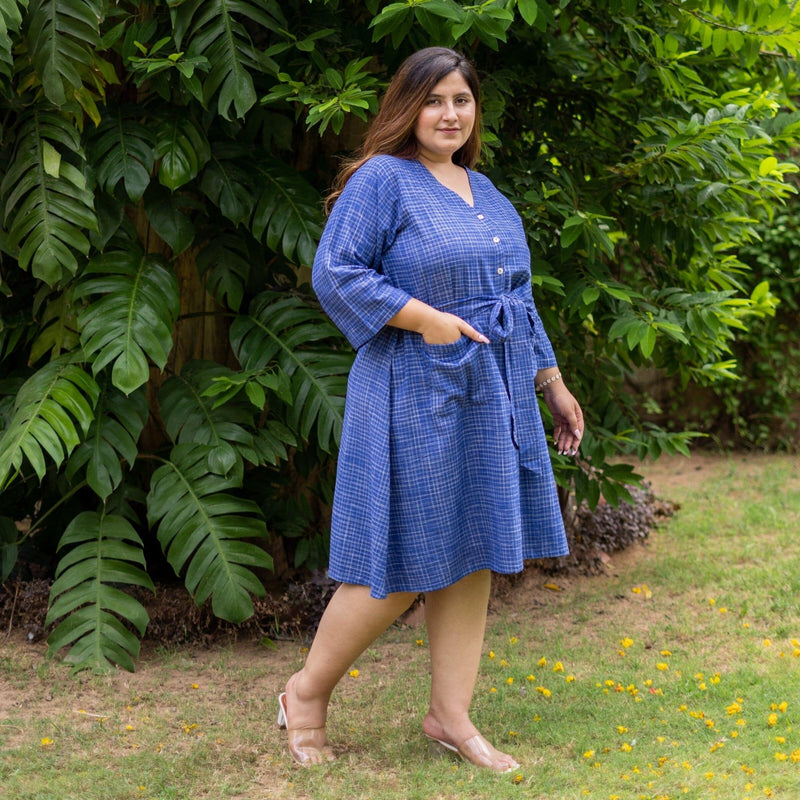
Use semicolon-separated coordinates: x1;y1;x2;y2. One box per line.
492;236;500;243
477;214;485;220
497;268;504;275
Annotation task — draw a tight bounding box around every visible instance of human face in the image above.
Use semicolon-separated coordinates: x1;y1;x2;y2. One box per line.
413;70;476;163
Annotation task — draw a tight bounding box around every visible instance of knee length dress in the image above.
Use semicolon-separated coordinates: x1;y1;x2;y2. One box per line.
312;155;569;599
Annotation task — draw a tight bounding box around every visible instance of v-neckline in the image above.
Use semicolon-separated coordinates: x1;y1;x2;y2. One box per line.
415;159;475;208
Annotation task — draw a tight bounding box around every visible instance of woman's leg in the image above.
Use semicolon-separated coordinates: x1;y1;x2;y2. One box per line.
282;583;416;763
422;570;519;771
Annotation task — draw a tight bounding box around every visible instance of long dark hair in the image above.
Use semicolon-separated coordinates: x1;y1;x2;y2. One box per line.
325;47;481;213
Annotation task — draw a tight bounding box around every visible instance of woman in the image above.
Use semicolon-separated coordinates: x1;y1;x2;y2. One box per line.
278;47;584;772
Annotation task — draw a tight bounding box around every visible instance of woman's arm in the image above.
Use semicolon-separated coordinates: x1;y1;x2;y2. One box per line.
386;298;489;345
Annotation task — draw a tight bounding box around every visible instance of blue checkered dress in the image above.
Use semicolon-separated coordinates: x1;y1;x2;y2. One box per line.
313;155;568;598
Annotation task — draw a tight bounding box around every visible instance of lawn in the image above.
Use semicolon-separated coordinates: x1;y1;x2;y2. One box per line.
1;453;798;800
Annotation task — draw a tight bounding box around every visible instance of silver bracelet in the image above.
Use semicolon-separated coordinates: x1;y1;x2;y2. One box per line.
535;372;562;392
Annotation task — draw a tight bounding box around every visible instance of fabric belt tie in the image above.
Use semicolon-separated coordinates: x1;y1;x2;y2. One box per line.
486;294;546;473
440;291;547;473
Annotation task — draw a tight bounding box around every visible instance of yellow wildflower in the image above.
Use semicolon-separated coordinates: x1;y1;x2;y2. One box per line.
40;738;54;747
349;669;359;678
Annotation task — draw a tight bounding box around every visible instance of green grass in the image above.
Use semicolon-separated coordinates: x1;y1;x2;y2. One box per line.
1;454;799;799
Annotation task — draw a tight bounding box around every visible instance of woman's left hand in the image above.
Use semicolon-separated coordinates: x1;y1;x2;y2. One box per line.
543;385;584;456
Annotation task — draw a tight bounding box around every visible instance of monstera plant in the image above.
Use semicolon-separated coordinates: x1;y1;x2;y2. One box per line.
1;0;799;671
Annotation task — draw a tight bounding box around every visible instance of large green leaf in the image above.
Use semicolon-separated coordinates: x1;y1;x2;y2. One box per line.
45;510;154;673
74;248;180;394
24;0;102;106
88;106;156;202
0;355;99;490
66;381;148;499
249;158;323;267
0;308;35;364
0;515;18;581
154;114;210;191
196;232;251;312
146;443;272;624
230;292;352;452
0;0;25;80
171;0;285;119
158;360;259;475
143;184;195;254
27;287;80;364
200;143;253;226
0;109;97;286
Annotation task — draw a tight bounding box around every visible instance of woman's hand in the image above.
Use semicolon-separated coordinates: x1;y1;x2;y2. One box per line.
420;310;488;345
387;299;489;345
542;385;584;456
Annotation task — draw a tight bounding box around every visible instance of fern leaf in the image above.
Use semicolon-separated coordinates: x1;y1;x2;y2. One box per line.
159;360;257;474
230;292;352;452
0;355;99;490
1;109;97;286
25;0;102;106
172;0;285;119
146;443;271;623
45;510;154;673
66;380;148;499
249;158;323;267
88;105;156;202
74;248;180;394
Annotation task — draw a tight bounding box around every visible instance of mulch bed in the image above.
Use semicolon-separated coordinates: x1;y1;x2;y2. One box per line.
0;484;673;647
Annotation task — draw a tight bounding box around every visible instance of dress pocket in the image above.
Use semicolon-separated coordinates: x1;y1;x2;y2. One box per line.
421;336;489;414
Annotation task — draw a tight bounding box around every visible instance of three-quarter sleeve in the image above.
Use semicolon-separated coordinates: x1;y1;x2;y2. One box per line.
526;298;558;369
312;159;413;350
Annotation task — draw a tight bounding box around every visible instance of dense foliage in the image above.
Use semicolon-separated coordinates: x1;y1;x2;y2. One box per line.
1;0;799;671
